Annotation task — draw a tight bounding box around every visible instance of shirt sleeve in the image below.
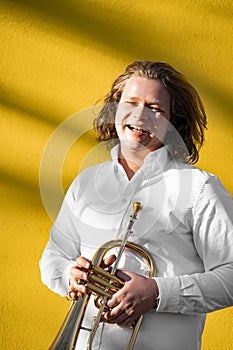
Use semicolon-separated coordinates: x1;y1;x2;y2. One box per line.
39;179;81;296
155;175;233;314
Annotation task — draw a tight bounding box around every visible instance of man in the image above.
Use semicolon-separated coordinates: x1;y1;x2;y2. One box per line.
40;61;233;349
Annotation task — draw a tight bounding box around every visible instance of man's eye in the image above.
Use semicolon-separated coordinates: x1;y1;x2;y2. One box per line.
125;101;137;106
150;107;163;113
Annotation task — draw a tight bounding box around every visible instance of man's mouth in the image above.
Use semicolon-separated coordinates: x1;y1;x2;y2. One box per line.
126;124;149;135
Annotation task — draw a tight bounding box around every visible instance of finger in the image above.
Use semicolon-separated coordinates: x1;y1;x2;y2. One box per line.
103;309;133;326
75;256;91;270
107;295;119;309
115;270;131;281
69;265;89;294
117;315;136;327
69;276;87;294
66;290;78;300
102;303;124;323
103;310;125;324
70;266;89;282
101;254;116;269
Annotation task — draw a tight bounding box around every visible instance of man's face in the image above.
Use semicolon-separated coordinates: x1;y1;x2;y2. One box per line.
115;76;171;153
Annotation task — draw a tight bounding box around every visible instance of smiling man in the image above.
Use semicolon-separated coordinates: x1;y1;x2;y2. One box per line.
115;76;171;178
40;61;233;350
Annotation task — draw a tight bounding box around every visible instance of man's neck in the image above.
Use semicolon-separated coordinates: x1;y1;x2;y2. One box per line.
118;146;149;180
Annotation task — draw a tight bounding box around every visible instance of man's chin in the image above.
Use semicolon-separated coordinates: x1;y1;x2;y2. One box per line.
120;140;152;155
120;138;162;153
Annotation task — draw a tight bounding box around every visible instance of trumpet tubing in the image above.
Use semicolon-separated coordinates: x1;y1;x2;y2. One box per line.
49;202;156;350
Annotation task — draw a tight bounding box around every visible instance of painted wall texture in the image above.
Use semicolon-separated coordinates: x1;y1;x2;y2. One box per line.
1;0;233;349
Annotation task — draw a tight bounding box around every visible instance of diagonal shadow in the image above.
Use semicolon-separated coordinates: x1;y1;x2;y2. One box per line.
2;0;233;125
0;167;43;210
201;0;233;19
0;86;60;128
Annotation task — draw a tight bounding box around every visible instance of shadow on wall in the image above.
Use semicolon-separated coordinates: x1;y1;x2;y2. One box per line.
1;0;233;123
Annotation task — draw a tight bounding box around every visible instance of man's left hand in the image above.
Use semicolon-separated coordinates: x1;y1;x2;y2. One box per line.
101;271;159;326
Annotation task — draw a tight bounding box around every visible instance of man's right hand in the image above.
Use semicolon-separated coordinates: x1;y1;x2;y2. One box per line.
68;254;116;299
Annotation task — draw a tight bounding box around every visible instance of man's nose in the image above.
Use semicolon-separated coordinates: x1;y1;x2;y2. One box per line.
133;105;149;120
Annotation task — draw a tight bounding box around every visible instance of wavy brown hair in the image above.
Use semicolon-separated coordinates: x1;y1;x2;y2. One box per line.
93;60;207;164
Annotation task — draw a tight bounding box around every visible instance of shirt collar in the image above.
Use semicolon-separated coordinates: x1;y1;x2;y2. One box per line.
111;143;171;176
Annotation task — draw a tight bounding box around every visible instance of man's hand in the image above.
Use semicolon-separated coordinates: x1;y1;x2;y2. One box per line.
101;271;159;326
68;254;116;300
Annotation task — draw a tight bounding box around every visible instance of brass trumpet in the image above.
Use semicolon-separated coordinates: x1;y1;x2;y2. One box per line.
49;202;156;350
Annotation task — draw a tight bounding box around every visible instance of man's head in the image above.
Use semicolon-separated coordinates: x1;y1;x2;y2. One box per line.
94;60;207;163
114;76;171;156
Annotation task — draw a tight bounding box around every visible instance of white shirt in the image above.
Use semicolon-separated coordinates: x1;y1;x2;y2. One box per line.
40;145;233;350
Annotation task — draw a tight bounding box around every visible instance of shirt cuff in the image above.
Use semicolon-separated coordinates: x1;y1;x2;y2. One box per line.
153;276;181;313
61;261;76;293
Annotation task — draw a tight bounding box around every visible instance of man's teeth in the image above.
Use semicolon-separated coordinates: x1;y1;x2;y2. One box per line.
127;125;148;133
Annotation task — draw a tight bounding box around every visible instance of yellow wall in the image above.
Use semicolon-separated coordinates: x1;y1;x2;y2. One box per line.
1;0;233;349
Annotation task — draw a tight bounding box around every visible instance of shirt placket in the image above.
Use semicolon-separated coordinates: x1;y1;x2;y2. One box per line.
114;167;144;240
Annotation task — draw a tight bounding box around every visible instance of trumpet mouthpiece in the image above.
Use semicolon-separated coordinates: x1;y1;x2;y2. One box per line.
133;202;143;213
